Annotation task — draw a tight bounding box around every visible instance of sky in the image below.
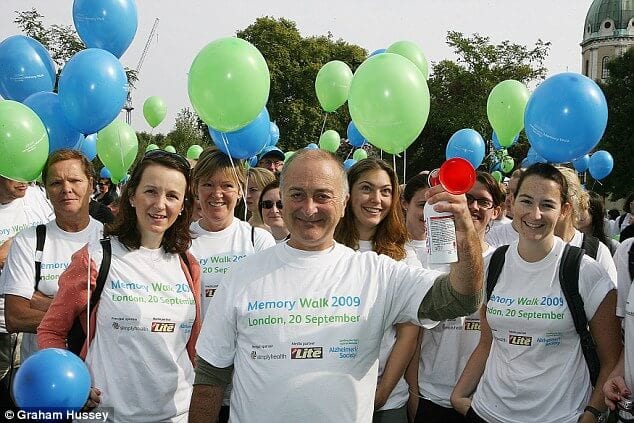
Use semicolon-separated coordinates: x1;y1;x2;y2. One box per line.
0;0;593;134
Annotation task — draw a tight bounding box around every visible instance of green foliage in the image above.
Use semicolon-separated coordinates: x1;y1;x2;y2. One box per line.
596;48;634;199
404;32;551;179
237;17;367;153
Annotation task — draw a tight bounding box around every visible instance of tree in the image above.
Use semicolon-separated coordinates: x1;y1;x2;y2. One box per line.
595;48;634;199
403;32;550;179
237;17;367;153
164;107;208;154
14;8;138;88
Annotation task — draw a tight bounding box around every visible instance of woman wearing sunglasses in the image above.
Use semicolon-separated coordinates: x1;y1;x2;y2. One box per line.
334;158;420;423
258;181;289;243
38;150;202;422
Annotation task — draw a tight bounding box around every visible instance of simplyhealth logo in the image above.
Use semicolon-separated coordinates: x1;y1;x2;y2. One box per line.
290;347;323;359
151;322;176;333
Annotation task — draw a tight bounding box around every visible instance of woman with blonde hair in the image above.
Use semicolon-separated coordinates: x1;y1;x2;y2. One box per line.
246;167;276;228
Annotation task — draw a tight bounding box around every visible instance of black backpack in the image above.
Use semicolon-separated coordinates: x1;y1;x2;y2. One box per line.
34;227;191;355
628;241;634;283
486;244;600;386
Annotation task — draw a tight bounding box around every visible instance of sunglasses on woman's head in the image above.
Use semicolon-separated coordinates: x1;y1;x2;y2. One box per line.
261;200;283;210
143;149;191;170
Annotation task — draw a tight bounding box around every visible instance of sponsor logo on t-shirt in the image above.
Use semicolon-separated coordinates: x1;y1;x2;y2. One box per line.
151;322;176;333
250;350;287;360
290;347;323;359
205;287;217;297
508;334;532;346
464;319;481;331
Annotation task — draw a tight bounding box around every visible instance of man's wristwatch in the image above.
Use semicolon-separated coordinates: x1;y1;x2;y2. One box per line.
584;405;607;423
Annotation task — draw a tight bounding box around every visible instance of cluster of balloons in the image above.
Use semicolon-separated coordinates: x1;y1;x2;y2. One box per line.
348;40;430;154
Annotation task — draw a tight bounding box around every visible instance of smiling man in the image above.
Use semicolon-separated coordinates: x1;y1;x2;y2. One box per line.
189;149;484;423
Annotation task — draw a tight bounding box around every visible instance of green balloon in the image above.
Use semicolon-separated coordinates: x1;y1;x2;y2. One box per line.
487;80;529;147
143;96;167;128
188;37;270;132
491;170;503;183
187;144;204;160
145;143;159;152
319;130;340;153
352;149;368;161
315;60;353;113
164;145;177;153
348;53;430;155
284;151;295;163
501;156;515;173
96;120;139;181
386;40;429;80
0;100;49;182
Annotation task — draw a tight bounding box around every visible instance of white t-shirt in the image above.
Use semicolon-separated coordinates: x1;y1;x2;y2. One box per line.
357;240;420;411
418;245;494;408
490;216;512;230
196;242;443;423
471;237;614;423
569;229;617;285
0;186;53;332
406;239;451;272
0;218;103;360
85;237;196;423
485;220;518;248
615;238;634;317
616;239;634;391
190;218;275;317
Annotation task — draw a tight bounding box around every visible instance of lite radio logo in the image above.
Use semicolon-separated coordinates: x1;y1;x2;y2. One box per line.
509;334;532;346
463;320;480;331
151;322;176;333
290;347;323;359
205;288;217;297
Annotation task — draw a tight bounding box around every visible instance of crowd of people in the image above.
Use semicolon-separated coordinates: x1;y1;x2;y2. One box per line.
0;144;632;423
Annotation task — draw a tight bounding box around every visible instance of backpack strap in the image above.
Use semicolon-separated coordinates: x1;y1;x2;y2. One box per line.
179;252;192;278
559;244;600;386
486;245;510;300
251;225;255;247
89;238;112;308
628;241;634;283
619;214;627;228
34;224;46;292
581;233;600;260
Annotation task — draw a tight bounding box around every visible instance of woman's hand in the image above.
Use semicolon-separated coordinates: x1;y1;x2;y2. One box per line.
604;375;630;410
374;384;389;410
450;395;471;416
30;291;53;312
83;387;102;410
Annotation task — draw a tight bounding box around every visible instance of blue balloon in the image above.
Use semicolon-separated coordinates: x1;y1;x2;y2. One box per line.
210;108;271;159
520;158;530;168
0;35;56;102
23;92;83;154
78;133;98;160
526;147;548;165
489;157;500;173
305;143;319;150
12;348;91;412
370;48;386;57
588;150;613;180
58;48;128;134
343;158;357;171
269;121;280;146
446;129;486;169
572;154;590;173
525;72;607;163
100;167;112;179
492;131;519;150
347;121;366;148
248;156;259;167
73;0;138;58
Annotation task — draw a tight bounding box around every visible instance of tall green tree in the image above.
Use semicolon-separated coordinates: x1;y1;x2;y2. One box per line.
596;48;634;199
404;32;550;178
164;107;208;154
237;17;367;152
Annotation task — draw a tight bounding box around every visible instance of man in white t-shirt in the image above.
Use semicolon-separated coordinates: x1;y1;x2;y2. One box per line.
189;150;485;423
0;177;53;395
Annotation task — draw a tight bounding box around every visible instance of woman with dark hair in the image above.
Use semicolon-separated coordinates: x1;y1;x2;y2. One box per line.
334;158;419;423
452;163;620;423
577;191;620;255
258;180;289;243
401;173;430;267
94;177;118;207
38;150;202;422
409;172;503;423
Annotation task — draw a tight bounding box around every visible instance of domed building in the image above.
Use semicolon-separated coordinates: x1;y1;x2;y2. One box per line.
581;0;634;81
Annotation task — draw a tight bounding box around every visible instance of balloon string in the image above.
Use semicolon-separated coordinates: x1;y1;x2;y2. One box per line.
243;167;250;221
345;149;353;160
392;155;397;174
117;127;125;178
221;133;246;212
320;113;328;136
86;249;91;356
380;150;383;160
